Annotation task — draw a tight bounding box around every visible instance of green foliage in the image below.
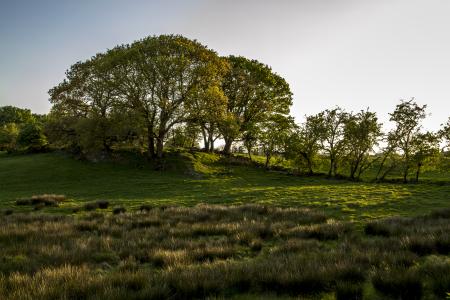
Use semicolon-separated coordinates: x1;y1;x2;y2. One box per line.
49;34;229;158
440;117;450;151
17;122;47;152
220;55;293;154
257;114;295;168
0;106;34;126
377;98;428;182
0;123;19;152
342;109;382;179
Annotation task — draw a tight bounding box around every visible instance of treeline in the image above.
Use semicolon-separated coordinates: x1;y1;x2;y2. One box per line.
1;34;450;182
46;35;292;159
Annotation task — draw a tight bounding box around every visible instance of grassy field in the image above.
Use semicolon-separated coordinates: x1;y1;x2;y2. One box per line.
0;151;449;221
0;152;449;299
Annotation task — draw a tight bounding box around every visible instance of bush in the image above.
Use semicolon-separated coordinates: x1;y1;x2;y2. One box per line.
96;200;109;209
3;209;13;215
113;206;126;215
84;202;98;211
15;199;32;206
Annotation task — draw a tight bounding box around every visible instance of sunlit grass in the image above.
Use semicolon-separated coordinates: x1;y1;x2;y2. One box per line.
0;152;449;221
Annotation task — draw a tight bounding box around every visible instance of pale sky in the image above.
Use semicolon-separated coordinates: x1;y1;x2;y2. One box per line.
1;0;449;131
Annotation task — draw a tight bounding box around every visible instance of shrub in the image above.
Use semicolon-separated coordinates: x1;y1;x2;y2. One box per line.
113;206;126;215
3;209;13;215
83;202;98;211
96;200;109;209
71;206;82;213
15;199;32;206
372;268;422;300
16;194;65;207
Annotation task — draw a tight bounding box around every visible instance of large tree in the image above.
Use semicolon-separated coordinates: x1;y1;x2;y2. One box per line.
220;56;292;154
49;35;228;159
110;35;228;158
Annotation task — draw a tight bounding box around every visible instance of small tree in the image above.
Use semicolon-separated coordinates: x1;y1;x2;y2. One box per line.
292;113;326;175
391;99;427;183
318;107;347;177
410;132;440;182
17;122;48;152
343;109;382;180
258;114;294;169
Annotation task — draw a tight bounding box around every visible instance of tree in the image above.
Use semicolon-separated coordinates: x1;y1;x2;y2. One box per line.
289;113;326;175
111;35;228;158
317;107;347;177
186;85;228;152
0;106;34;126
390;99;427;183
49;35;228;159
343;109;382;180
0;123;19;152
17;122;47;152
439;117;450;152
410;131;440;182
220;56;292;154
257;114;294;169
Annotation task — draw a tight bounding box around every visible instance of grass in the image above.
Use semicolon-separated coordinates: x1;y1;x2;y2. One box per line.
0;151;449;298
0;205;448;299
0;152;449;221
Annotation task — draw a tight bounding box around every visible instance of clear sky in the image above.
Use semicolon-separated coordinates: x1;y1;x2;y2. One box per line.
1;0;449;131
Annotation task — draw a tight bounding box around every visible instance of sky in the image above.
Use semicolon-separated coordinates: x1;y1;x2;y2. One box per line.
1;0;449;131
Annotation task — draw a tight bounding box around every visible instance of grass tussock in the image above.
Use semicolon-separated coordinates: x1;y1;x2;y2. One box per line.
15;194;66;208
0;205;448;299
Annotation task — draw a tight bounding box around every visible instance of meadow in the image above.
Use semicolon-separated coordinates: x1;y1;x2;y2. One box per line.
0;151;449;299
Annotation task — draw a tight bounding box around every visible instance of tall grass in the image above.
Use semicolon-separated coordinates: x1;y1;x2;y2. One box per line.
0;205;448;299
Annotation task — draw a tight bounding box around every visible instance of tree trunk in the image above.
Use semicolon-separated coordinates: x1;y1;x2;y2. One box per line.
403;165;409;183
265;154;270;169
208;130;214;152
201;127;209;152
224;138;233;155
328;157;334;177
307;158;313;175
156;137;164;159
147;127;155;159
375;151;390;181
415;163;422;183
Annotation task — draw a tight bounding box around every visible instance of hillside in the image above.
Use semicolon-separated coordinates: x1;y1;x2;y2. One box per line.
1;151;449;221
